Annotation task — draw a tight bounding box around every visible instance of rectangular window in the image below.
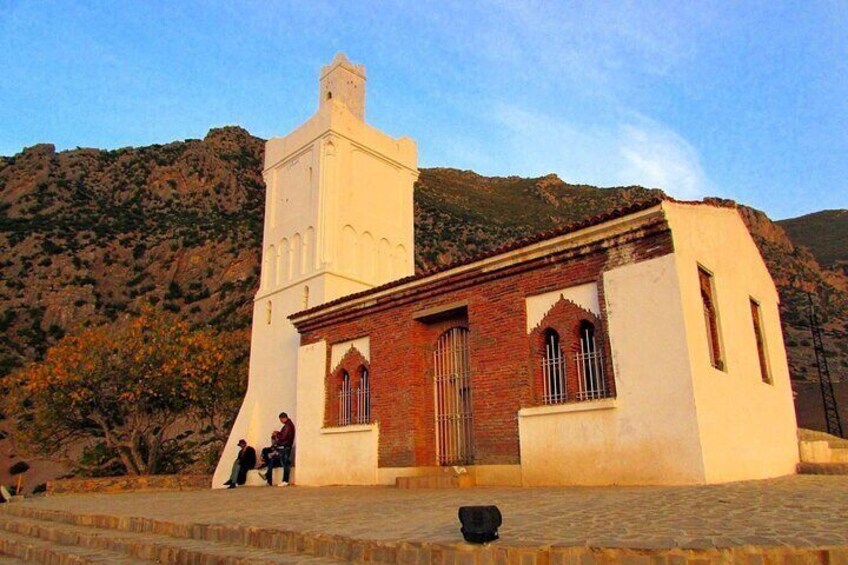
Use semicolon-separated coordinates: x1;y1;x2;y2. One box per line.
750;299;771;384
698;266;725;370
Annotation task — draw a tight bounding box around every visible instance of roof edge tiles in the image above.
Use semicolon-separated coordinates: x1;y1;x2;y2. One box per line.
288;197;736;329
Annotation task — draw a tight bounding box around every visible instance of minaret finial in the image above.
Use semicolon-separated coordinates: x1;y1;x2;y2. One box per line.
319;53;366;121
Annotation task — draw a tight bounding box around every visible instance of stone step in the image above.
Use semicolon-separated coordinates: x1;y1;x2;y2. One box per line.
0;513;344;564
395;474;475;489
799;440;848;464
0;527;146;564
0;556;33;564
797;462;848;475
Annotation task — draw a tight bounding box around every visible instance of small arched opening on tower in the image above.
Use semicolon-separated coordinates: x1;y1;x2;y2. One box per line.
319;52;366;121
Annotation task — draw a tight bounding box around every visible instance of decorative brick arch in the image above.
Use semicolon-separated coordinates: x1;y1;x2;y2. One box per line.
326;346;371;427
529;297;615;404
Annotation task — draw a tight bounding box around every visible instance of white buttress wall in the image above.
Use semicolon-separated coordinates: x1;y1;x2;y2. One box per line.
295;340;379;485
663;202;798;483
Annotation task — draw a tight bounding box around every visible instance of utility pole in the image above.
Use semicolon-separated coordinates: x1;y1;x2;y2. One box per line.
807;293;843;438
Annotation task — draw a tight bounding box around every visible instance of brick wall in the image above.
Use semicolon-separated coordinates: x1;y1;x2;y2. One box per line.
300;221;673;468
529;298;615;404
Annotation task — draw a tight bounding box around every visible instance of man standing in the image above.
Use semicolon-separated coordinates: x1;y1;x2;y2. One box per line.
268;412;295;486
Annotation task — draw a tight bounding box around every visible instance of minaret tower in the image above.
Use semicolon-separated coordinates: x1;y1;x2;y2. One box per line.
213;54;418;486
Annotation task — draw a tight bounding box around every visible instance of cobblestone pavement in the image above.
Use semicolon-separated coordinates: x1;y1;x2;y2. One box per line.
18;475;848;550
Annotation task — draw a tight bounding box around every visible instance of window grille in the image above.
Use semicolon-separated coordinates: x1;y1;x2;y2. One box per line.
750;299;771;384
337;368;371;426
699;267;724;370
433;327;474;466
338;370;351;426
541;329;567;404
575;322;608;400
355;367;371;423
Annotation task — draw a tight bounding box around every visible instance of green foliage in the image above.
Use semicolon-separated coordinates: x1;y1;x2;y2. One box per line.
163;302;181;313
165;281;183;300
9;461;30;475
78;442;124;477
41;240;63;255
0;310;16;331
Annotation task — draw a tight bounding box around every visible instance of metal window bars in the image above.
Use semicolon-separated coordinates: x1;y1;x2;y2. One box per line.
359;368;371;424
433;327;474;466
541;331;567;404
338;372;352;426
575;324;608;400
337;382;371;425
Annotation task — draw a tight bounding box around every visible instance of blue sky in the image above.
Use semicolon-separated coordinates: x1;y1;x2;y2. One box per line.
1;1;845;220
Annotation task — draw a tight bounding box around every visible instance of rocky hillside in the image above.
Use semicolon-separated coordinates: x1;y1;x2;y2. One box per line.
0;127;264;378
1;128;846;384
778;210;848;275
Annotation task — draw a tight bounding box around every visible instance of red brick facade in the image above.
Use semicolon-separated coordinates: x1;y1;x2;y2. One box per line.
295;215;674;469
529;298;615;404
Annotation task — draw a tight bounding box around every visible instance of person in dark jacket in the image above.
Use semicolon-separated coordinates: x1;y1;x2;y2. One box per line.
223;439;256;488
267;412;295;486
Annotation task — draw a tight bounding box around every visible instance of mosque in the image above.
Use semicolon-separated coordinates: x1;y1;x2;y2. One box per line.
213;54;798;487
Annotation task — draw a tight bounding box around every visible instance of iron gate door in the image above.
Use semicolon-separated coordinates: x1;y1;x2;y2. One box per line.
433;327;474;465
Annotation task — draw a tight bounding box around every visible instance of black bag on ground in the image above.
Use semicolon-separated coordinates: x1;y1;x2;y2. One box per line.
458;505;502;543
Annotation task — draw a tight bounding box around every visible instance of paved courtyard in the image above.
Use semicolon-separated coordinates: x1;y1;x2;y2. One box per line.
17;475;848;550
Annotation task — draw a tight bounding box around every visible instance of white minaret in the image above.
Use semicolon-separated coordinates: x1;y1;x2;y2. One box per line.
213;53;418;486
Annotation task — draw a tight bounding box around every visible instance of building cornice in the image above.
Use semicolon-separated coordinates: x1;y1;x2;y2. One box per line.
290;200;671;333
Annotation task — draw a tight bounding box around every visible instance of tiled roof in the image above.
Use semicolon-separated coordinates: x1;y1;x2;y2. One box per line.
289;197;733;321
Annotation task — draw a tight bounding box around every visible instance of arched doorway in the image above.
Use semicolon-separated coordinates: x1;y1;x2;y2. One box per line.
433;327;474;465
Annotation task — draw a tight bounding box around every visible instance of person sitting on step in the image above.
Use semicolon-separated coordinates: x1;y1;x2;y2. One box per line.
258;431;280;473
223;439;256;489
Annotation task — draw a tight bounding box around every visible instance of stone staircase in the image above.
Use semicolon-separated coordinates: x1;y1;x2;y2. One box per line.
394;467;476;489
797;428;848;475
0;504;346;564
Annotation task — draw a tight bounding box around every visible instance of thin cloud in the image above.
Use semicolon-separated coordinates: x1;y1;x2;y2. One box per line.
617;119;710;199
489;103;711;198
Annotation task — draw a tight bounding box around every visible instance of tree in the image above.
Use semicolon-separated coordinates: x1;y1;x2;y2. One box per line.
2;307;248;476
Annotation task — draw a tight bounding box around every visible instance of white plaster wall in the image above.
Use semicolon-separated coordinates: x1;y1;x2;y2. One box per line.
525;282;600;333
295;340;379;485
216;57;417;487
663;202;798;483
519;254;707;485
212;280;316;487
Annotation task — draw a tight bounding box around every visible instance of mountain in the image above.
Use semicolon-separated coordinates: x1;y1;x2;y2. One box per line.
778;210;848;273
415;170;848;387
1;127;846;403
0;128;265;377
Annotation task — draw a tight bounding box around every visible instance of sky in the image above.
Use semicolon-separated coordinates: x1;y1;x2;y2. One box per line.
1;1;846;220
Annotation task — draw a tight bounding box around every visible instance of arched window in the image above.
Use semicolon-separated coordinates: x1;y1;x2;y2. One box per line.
338;370;351;426
356;366;371;424
541;329;566;404
433;327;474;465
576;321;606;400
